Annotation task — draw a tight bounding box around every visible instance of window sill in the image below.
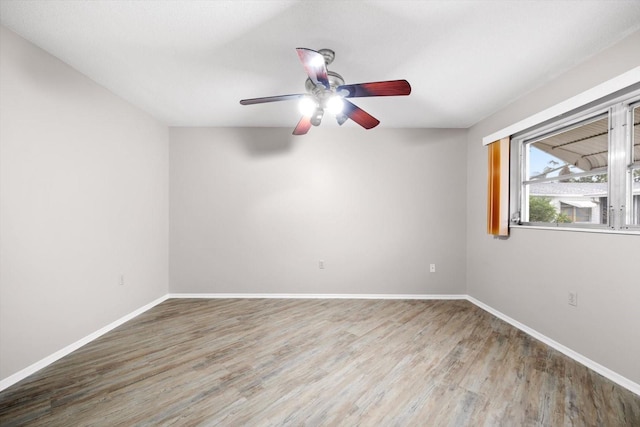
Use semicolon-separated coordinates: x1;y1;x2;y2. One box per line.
510;224;640;235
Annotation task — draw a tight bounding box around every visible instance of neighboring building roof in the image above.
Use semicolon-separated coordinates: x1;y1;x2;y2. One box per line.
529;181;640;196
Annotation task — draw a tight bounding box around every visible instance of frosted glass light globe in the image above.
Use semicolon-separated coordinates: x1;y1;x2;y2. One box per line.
326;96;344;115
298;97;317;116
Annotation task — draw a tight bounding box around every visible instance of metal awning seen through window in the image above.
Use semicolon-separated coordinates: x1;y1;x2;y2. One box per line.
560;200;598;208
533;116;609;171
532;109;639;172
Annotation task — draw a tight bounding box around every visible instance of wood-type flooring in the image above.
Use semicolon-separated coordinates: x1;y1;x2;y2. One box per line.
1;298;639;426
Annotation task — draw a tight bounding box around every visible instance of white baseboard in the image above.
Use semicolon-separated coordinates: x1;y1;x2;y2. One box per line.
168;293;467;300
0;294;169;392
2;292;638;398
467;296;640;397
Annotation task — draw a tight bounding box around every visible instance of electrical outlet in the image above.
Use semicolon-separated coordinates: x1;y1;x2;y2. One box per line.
430;264;436;273
319;260;325;269
568;291;577;307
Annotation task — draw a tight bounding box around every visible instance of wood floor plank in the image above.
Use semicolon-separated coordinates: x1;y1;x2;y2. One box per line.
1;298;639;426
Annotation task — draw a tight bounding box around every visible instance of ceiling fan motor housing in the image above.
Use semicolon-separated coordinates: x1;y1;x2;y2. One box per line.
305;69;345;122
305;71;345;93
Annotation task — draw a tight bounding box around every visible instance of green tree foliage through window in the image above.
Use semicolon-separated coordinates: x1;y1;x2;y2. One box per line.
529;196;572;223
537;160;608;183
573;173;607;183
529;196;556;222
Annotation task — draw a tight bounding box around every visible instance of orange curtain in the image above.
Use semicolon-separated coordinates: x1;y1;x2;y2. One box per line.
487;137;510;236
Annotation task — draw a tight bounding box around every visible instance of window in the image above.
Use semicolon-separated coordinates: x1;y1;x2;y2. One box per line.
511;87;640;232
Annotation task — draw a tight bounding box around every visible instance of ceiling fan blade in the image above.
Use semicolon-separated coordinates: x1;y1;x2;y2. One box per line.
240;94;305;105
337;80;411;98
343;100;380;129
293;115;312;135
296;48;330;89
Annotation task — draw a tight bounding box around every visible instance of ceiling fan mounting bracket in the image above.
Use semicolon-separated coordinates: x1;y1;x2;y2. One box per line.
318;48;335;65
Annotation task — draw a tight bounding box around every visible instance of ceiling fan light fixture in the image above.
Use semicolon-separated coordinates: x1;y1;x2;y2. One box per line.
298;96;317;116
310;108;324;127
326;95;344;115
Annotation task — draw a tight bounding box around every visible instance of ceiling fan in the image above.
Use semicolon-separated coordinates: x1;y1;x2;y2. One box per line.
239;48;411;135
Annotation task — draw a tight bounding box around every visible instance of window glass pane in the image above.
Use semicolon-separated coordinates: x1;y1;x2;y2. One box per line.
526;178;607;224
525;115;609;225
527;116;608;182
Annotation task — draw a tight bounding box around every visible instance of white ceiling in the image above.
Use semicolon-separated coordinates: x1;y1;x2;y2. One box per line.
1;1;640;130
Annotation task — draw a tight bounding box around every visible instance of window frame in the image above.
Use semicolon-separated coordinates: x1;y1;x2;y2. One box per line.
510;86;640;234
626;102;640;227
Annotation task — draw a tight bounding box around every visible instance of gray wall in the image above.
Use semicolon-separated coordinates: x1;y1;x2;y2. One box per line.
0;27;169;380
466;31;640;384
170;127;467;295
